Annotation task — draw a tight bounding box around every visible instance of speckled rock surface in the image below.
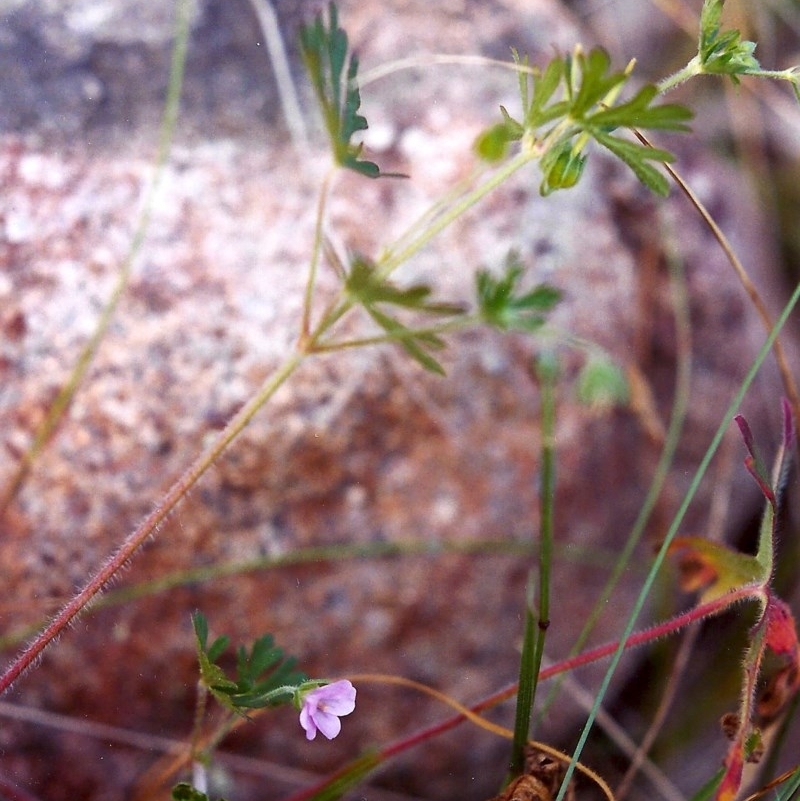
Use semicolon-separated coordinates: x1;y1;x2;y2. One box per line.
0;1;797;800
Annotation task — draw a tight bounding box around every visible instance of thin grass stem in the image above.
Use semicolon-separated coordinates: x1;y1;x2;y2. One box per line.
0;0;190;520
509;352;558;775
633;130;800;433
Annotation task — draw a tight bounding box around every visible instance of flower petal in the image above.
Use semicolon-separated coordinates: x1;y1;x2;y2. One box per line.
314;709;343;740
317;680;356;715
299;705;318;740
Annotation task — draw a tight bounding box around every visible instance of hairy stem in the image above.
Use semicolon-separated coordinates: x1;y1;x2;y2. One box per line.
0;351;304;696
376;149;534;280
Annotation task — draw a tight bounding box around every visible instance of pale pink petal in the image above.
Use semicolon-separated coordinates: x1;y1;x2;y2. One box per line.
316;680;356;715
299;704;318;740
313;709;343;740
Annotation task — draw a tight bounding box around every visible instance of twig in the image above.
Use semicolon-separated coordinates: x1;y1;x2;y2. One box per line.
636;129;800;433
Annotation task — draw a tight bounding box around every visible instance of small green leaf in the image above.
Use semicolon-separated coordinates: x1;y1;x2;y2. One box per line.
475;121;517;162
593;132;673;196
246;634;281;678
488;45;691;194
366;305;447;375
588;84;693;131
576;356;629;410
346;258;436;309
568;48;626;118
206;634;230;664
477;253;561;332
172;784;227;801
687;768;725;801
192;611;209;650
192;613;306;714
341;255;463;374
525;56;567;129
300;3;381;177
698;0;761;82
539;142;586;196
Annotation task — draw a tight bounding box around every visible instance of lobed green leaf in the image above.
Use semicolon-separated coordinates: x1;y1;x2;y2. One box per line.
593;132;673;196
299;3;381;177
341;255;464;374
698;0;760;81
488;45;691;194
568;48;626;118
192;613;306;713
588;85;693;131
366;305;447;375
477;254;561;332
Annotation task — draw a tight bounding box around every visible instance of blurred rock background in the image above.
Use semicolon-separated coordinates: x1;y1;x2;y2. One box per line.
0;1;798;800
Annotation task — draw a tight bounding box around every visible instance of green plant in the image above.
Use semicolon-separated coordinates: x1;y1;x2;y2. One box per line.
0;1;799;800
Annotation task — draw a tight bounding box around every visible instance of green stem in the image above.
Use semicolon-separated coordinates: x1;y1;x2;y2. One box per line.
657;57;702;94
377;165;486;263
190;680;209;765
375;150;534;280
300;167;336;343
311;315;476;353
509;604;538;777
509;352;558;776
536;351;558;652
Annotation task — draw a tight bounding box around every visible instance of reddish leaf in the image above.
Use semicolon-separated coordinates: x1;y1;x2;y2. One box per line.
734;414;775;505
755;593;800;726
757;660;800;726
668;536;764;602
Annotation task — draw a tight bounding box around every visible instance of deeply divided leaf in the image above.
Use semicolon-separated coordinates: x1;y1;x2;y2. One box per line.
477;44;691;195
593;132;673;196
476;253;561;331
698;0;761;81
588;84;692;131
343;256;464;374
300;3;381;177
192;614;306;714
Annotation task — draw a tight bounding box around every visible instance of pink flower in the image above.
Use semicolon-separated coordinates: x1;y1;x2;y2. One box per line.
298;680;356;741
